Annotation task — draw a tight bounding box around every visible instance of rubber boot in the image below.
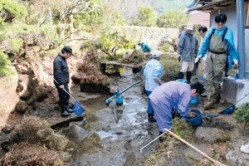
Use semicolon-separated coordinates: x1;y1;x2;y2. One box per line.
65;105;73;113
159;131;166;142
148;113;157;123
178;72;184;79
61;107;71;117
186;71;192;84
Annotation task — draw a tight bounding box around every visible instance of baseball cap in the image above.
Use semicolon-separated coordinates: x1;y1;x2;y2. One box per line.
62;46;74;55
186;24;194;31
152;50;161;58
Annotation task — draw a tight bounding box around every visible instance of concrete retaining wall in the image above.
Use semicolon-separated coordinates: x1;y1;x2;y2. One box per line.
114;26;179;50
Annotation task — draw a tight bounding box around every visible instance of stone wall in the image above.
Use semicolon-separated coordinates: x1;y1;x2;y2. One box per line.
114;26;179;51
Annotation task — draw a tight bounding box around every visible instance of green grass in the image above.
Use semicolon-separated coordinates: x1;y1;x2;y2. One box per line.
160;54;181;82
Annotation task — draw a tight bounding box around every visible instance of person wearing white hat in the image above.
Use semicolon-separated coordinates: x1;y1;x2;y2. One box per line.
143;50;164;123
240;143;249;154
178;23;198;84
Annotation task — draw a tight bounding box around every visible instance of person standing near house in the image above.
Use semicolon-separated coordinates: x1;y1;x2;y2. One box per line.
53;46;74;117
143;50;164;123
195;14;239;110
198;25;208;75
178;23;199;84
197;25;208;97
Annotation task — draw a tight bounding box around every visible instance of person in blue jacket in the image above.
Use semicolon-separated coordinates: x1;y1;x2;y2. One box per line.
143;50;164;122
195;14;239;110
138;42;151;53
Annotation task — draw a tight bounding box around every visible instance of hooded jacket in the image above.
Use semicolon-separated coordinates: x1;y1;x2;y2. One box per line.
178;31;198;61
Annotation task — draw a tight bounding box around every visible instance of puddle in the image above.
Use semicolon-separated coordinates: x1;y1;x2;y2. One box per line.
80;94;110;111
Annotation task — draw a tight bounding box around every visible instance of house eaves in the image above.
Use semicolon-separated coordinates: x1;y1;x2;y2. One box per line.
188;0;236;12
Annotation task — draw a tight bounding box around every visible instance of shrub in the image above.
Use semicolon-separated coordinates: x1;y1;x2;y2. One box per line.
160;55;181;82
0;50;15;78
234;103;249;123
161;43;171;52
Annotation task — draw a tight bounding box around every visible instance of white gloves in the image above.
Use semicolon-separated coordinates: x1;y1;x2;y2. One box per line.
233;59;238;65
233;59;239;69
195;56;201;63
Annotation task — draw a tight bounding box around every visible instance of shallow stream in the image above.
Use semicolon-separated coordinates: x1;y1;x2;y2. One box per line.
70;73;160;166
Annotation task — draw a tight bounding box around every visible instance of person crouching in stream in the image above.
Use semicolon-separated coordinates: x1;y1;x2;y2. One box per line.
149;81;203;142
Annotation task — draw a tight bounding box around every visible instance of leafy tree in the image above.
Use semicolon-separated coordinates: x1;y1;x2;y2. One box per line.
0;50;15;77
0;0;27;25
156;9;189;28
74;1;126;33
132;5;156;27
81;29;136;60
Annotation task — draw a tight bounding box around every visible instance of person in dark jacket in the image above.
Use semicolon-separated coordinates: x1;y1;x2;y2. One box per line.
53;46;74;117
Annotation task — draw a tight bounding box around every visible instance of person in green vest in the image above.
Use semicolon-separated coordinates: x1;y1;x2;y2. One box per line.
195;14;239;110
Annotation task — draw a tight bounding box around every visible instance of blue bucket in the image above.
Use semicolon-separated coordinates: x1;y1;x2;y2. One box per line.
185;110;202;127
73;101;85;117
190;96;199;104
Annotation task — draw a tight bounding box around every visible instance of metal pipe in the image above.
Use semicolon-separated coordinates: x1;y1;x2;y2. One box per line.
105;80;142;106
237;0;245;79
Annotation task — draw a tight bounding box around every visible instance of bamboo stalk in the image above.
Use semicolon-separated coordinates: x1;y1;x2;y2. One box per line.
164;128;226;166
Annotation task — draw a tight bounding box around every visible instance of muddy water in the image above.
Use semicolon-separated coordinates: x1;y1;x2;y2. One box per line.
70;73;160;166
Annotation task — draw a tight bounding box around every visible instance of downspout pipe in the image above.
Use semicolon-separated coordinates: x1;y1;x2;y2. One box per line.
237;0;245;79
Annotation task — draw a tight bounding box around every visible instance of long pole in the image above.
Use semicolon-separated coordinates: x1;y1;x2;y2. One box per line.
139;131;167;152
164;129;226;166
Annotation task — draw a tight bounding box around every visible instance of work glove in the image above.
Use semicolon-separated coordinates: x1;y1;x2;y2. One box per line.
177;55;181;62
233;59;239;69
194;56;201;63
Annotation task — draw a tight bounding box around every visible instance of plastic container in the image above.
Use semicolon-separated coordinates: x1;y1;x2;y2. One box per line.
185;110;202;127
116;96;123;106
190;96;199;104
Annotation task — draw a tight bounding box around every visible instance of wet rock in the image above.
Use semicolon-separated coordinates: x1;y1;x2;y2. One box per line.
181;143;213;162
225;137;249;166
68;125;88;142
167;154;191;166
124;152;137;166
77;133;102;153
194;127;230;143
113;128;124;135
202;117;235;130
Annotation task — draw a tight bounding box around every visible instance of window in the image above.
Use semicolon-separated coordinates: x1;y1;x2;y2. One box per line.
245;1;249;27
